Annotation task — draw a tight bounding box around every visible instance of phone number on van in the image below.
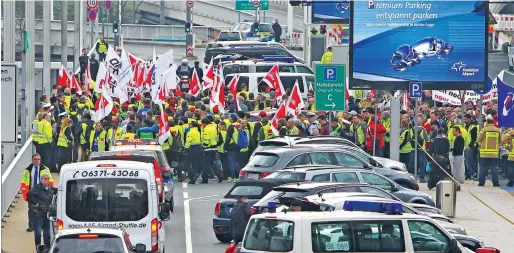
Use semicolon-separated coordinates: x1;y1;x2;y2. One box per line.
73;170;140;178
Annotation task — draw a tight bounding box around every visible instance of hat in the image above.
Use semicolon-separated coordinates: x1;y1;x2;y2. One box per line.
189;107;195;112
175;90;182;97
349;111;358;116
230;113;238;121
169;98;176;104
331;117;339;122
58;112;68;117
135;94;142;100
168;105;175;111
486;114;494;121
364;107;375;114
307;112;316;117
43;103;52;109
179;116;188;122
259;111;267;117
212;105;219;113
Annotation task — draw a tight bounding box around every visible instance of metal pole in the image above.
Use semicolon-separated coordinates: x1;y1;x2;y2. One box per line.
372;102;377;156
101;6;105;37
385;91;403;161
160;0;165;25
186;7;193;57
119;0;122;46
25;1;36;143
2;1;15;63
61;0;68;66
43;0;52;97
414;98;419;179
287;2;293;37
80;1;85;50
303;6;309;66
74;1;81;72
90;20;94;50
95;7;100;39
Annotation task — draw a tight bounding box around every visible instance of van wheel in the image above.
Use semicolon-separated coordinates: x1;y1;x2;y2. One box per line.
216;234;231;243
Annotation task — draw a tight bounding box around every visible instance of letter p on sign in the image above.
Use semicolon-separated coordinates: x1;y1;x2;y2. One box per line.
324;67;337;81
409;81;422;98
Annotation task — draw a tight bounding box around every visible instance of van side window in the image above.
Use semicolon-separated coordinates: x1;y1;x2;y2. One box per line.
244;218;294;252
408;220;450;252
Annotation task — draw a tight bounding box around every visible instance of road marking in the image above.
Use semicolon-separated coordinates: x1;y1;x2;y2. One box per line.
183;192;189;199
182;182;188;188
184;195;221;253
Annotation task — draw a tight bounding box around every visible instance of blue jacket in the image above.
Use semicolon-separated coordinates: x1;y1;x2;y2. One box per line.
136;124;158;134
138;107;152;119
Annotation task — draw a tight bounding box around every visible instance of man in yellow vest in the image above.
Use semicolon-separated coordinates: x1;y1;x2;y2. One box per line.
107;118;123;146
399;119;413;173
120;124;136;139
477;115;501;187
32;111;44;154
321;47;333;64
95;36;109;62
224;114;242;181
38;112;54;169
57;116;74;170
502;128;514;187
464;114;478;180
201;118;223;183
185;121;203;184
89;121;107;153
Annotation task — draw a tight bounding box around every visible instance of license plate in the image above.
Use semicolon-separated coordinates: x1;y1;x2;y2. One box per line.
247;173;260;179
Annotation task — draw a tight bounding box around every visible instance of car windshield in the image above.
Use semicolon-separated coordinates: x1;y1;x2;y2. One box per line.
66;178;149;222
225;185;265;199
257;24;273;32
243;218;294;252
246;153;279;167
218;32;241;41
266;172;306;180
89;155;155;164
52;235;125;253
223;64;250;77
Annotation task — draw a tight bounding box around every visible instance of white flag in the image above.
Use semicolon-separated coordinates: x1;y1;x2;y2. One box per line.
95;83;114;122
105;46;122;79
163;66;178;90
94;62;108;93
117;47;134;88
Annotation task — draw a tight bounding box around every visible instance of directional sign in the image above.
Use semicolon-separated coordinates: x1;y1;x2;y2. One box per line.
235;0;269;10
252;0;260;8
88;9;97;22
186;0;194;9
409;81;422;98
315;64;346;111
86;0;98;9
105;0;112;10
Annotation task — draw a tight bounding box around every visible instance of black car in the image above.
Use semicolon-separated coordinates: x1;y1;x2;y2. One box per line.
204;45;303;65
212;178;298;243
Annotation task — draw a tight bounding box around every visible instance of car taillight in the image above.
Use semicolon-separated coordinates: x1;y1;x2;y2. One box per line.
156;177;163;197
250;207;256;215
214;202;221;215
260;172;271;178
161;166;169;172
78;234;98;238
239;171;246;177
56;219;63;230
151;218;158;251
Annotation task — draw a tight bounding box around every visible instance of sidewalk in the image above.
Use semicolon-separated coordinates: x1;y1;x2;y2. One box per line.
420;180;514;252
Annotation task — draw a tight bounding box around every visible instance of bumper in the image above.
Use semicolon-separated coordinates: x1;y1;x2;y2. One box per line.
213;217;231;235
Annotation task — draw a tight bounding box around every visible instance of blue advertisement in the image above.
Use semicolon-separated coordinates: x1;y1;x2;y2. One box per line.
350;1;488;90
312;1;350;24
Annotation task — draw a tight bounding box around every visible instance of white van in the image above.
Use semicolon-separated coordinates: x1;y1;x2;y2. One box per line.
225;72;314;100
49;160;170;253
223;58;314;78
240;200;474;253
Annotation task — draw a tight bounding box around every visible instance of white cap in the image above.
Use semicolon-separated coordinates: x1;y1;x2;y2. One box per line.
43;103;52;109
349;111;358;116
58;112;68;117
486;114;493;121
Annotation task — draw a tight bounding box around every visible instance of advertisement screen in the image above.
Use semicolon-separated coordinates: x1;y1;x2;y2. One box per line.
312;1;350;24
350;1;488;90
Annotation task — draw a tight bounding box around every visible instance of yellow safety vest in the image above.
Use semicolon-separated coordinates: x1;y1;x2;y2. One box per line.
38;119;53;144
64;95;71;112
410;129;426;151
120;133;136;139
383;119;391;142
32;119;42;143
262;124;274;140
185;128;202;148
479;131;500;157
504;130;514;161
80;123;89;145
203;123;218;148
98;40;107;54
321;51;333;64
161;130;173;151
399;129;413;153
107;127;123;143
89;130;107;152
218;131;227;153
57;126;71;147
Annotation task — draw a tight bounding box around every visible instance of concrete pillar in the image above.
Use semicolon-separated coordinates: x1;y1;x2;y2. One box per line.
25;0;36;140
287;3;293;37
2;1;15;63
74;1;81;72
160;0;165;25
43;0;52;97
61;0;68;66
389;94;402;162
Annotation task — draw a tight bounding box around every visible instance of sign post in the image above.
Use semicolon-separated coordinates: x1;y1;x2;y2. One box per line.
409;81;422;180
315;64;346;111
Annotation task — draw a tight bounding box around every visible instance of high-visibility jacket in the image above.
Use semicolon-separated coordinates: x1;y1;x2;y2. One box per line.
351;123;365;147
383;119;391;142
161;130;173;151
98;40;108;54
399;128;413;153
228;123;240;146
502;129;514;161
32;119;42;143
80;123;90;145
120;133;136;139
57;126;72;148
203;123;218;148
320;51;333;64
218;130;227;153
261;124;274;140
185;128;202;148
107;127;123;143
64;95;71;112
448;125;470;148
180;123;190;145
287;126;300;136
478;124;500;158
410;128;427;151
241;129;251;153
89;130;107;152
38;119;53;144
20;165;54;201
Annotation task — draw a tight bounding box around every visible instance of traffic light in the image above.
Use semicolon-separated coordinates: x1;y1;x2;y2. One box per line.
185;22;191;33
289;0;301;6
113;23;119;34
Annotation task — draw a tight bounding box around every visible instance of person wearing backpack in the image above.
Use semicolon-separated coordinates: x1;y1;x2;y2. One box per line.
76;96;90;117
224;114;242;181
201;118;223;183
167;119;185;181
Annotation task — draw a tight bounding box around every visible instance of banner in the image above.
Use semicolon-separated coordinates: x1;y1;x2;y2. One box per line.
118;47;134;89
432;90;462;106
498;77;514;127
483;78;499;103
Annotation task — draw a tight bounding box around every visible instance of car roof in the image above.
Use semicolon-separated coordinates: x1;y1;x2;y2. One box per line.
278;166;369;173
251;209;426;220
55;227;125;237
274;181;366;190
60;160;154;171
227;72;314;78
307;194;401;205
255;145;356;154
208;41;281;47
111;145;163;152
234;178;300;187
224;61;304;66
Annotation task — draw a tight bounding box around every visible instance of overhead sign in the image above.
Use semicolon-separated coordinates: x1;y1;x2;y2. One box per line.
88;9;97;22
1;65;18;143
349;1;488;90
409;81;422;98
312;1;350;24
315;64;346;111
86;0;98;9
105;0;112;10
186;0;194;9
235;0;268;10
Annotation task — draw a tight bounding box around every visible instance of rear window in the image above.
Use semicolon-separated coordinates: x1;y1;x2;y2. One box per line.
89;155;155;164
244;218;294;252
266;172;306;181
52;235;124;253
218;32;241;41
257;189;309;206
247;153;279;167
225;186;265;199
256;65;295;73
223;64;250;77
257;24;273;32
259;141;289;147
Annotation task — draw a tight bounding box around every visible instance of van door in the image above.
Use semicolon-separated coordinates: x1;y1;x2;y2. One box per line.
59;167;155;251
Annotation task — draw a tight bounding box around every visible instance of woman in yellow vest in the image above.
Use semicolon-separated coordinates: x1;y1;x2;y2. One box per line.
185;121;203;184
57;117;74;171
89;121;107;153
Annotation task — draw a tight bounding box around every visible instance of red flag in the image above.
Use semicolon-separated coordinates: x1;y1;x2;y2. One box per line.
228;75;239;98
157;79;168;103
286;81;305;116
261;64;286;103
71;75;83;95
270;104;287;135
94;84;114;121
57;65;71;88
145;64;153;88
158;104;171;145
217;79;226;113
202;58;214;90
189;68;201;97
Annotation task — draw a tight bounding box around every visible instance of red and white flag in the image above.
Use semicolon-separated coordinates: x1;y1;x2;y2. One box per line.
202;58;214;90
94;62;108;93
228;75;241;111
189;67;202;97
210;63;223;108
154;74;169;105
216;78;226;113
158;104;171;145
270;104;287;135
286;80;305;116
84;63;93;89
70;75;83;95
262;64;286;104
57;65;71;88
94;83;114;122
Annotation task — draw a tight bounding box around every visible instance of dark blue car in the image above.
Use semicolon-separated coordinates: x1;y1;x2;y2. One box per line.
212;179;297;243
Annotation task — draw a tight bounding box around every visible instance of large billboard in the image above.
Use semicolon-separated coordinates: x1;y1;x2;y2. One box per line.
350;1;488;90
312;1;350;24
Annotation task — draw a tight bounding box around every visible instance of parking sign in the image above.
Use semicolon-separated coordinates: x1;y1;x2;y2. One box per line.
409;81;422;98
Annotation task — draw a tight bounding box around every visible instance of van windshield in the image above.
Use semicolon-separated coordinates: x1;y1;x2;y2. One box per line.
243;218;294;252
66;178;149;222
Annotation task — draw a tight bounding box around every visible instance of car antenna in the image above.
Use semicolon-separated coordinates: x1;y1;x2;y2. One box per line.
317;192;325;202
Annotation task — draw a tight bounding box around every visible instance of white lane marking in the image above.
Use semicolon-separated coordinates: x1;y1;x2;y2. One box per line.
182;182;188;188
184;195;221;253
183;192;189;199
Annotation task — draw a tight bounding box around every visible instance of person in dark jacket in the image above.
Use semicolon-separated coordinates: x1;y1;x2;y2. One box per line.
89;53;99;81
224;114;242;180
193;61;204;83
272;19;282;42
79;48;89;79
27;173;57;248
230;195;252;244
427;128;450;189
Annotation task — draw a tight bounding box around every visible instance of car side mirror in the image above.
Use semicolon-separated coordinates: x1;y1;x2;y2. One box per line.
36;245;49;253
135;243;146;253
48;204;57;218
159;203;171;221
162;171;172;180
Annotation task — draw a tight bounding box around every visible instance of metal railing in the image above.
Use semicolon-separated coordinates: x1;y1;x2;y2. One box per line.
2;137;34;220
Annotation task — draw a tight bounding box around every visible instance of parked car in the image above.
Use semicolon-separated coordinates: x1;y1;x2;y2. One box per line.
266;166;433;206
241;145;419;190
216;30;245;42
230;21;275;41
